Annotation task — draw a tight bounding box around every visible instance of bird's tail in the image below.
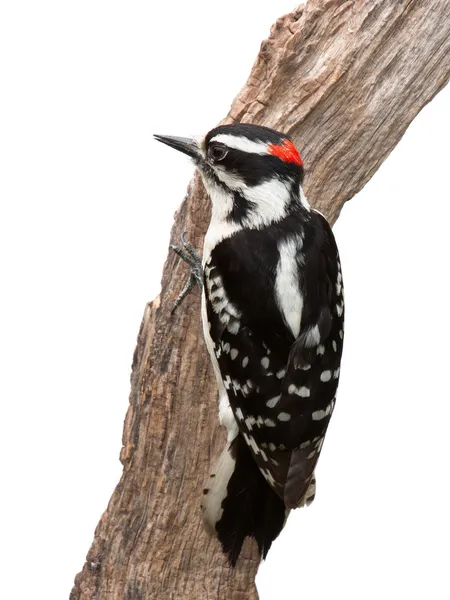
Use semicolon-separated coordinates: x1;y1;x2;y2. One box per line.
201;434;287;566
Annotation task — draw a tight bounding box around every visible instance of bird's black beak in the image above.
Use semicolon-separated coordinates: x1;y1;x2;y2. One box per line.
153;134;199;160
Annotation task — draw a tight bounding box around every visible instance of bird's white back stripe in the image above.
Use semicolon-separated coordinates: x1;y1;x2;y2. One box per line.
275;236;303;338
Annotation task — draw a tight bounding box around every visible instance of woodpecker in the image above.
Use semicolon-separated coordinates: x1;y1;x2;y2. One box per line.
154;124;344;565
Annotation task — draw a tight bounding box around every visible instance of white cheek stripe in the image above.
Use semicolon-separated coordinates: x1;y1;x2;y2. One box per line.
209;134;269;155
242;178;290;226
201;177;292;261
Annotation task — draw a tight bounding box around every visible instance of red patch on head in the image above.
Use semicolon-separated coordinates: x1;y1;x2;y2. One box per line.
268;139;303;166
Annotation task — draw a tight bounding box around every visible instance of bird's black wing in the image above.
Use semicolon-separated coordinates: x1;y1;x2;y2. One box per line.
205;212;344;508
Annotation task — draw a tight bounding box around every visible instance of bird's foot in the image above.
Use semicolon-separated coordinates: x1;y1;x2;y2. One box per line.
170;232;203;312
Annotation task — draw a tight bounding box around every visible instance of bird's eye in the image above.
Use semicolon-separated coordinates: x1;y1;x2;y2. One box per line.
208;144;228;162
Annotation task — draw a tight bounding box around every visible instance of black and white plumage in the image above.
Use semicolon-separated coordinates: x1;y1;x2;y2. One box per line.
154;124;344;565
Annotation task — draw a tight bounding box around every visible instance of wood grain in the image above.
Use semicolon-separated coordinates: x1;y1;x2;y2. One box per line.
70;1;450;598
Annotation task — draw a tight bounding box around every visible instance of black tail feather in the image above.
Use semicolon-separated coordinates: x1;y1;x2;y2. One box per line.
215;435;286;566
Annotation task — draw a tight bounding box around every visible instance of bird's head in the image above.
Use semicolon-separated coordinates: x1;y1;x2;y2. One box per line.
154;124;308;227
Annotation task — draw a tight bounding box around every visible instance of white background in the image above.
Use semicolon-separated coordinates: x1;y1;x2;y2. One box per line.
1;2;449;599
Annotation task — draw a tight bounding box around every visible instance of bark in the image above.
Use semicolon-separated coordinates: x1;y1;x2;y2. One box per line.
70;1;450;599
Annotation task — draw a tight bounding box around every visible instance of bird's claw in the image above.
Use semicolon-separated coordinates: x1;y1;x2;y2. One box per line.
170;232;203;312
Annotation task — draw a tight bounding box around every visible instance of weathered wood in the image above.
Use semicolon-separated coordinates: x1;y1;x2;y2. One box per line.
70;1;450;598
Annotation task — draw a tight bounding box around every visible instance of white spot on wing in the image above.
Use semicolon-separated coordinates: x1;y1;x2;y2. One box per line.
312;409;326;420
304;325;320;348
225;302;241;318
278;412;291;421
312;400;335;421
288;384;310;397
243;432;260;455
261;356;270;369
227;320;240;334
245;416;256;431
298;363;311;371
261;469;276;487
210;288;224;301
320;370;332;382
266;395;280;408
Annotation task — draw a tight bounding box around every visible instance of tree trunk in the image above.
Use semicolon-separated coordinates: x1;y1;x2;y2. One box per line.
70;1;450;598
